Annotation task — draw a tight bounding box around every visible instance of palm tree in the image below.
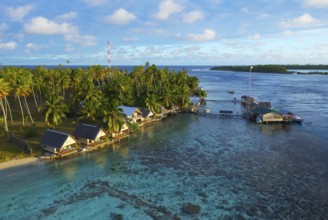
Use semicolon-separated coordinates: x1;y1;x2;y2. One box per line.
4;67;34;125
40;93;68;129
78;87;102;121
102;100;125;134
0;78;11;132
145;94;161;115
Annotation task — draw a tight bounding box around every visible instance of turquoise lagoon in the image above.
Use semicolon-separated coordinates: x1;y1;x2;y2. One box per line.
1;67;328;219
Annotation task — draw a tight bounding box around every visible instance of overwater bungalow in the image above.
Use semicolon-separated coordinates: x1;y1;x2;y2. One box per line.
73;124;107;146
250;107;284;124
169;104;180;113
40;129;78;155
112;123;130;139
140;108;155;122
241;95;257;109
272;108;304;123
160;106;170;118
120;106;143;124
256;102;272;109
189;97;201;112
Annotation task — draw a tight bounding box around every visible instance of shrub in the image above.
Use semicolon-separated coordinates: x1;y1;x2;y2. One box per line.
24;126;38;138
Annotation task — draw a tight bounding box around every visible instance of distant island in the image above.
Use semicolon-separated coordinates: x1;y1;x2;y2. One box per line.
210;64;328;75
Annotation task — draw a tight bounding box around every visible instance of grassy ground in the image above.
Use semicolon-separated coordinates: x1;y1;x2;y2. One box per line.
0;96;79;163
0;118;78;163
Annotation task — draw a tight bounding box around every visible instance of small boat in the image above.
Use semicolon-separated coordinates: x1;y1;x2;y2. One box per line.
227;90;235;94
292;115;304;123
204;108;210;113
274;107;304;123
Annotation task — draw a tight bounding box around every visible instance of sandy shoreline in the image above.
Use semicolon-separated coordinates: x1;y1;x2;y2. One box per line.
0;157;41;170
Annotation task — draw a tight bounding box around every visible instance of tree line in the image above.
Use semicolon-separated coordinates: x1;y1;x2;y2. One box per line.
211;64;328;73
210;65;288;73
0;63;201;134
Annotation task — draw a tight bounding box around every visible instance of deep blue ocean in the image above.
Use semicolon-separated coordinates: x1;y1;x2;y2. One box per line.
1;66;327;219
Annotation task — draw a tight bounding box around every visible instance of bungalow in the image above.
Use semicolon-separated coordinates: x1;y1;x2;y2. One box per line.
169;104;180;113
73;124;107;146
40;129;78;155
140;108;154;122
189;97;201;112
250;107;283;123
160;106;170;118
119;106;143;123
112;122;130;138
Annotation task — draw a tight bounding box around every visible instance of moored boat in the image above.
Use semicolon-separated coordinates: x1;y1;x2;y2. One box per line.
292;115;304;123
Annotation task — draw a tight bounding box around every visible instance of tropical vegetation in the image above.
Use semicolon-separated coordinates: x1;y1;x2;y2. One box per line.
211;64;328;74
0;63;202;138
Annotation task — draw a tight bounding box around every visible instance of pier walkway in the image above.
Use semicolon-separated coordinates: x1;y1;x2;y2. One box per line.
205;90;236;94
206;99;241;103
194;111;243;119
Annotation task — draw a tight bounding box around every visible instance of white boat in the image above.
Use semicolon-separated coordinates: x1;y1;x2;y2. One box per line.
204;108;210;113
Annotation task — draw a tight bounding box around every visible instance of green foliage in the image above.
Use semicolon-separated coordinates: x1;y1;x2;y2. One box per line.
40;92;68;128
211;65;288;73
127;121;139;133
193;89;207;97
24;126;38;138
285;64;328;70
2;64;200;133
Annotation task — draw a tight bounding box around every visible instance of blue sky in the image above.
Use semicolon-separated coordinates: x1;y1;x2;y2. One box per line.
0;0;328;65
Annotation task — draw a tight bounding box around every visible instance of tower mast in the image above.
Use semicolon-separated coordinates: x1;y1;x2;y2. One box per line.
107;41;111;68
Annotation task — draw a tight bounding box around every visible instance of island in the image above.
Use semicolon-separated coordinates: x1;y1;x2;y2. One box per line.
210;64;328;74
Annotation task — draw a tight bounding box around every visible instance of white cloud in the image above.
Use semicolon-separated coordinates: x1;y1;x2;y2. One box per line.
281;30;294;37
280;13;323;28
105;8;137;25
0;41;17;50
81;0;107;7
303;0;328;7
259;13;271;19
6;5;34;22
182;11;204;23
24;17;97;46
123;37;138;43
250;33;261;41
223;39;239;47
0;23;8;31
186;29;216;42
156;0;184;21
240;7;249;13
249;33;262;46
24;17;73;35
55;12;77;21
25;42;38;50
185;45;201;52
66;44;74;52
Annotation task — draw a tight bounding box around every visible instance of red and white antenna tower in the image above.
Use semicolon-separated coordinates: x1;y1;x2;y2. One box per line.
107;41;111;68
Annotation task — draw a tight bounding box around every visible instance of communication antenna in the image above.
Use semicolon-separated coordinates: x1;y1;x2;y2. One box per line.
107;41;111;68
247;66;253;111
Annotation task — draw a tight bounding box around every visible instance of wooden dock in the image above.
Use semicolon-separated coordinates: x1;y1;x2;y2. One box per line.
206;99;241;103
195;112;243;119
206;90;235;94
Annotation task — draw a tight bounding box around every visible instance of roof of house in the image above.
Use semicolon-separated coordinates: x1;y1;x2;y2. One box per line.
250;107;276;115
190;97;200;104
119;106;141;117
160;106;170;114
140;108;153;117
40;129;73;149
257;102;271;108
271;107;293;115
73;124;103;140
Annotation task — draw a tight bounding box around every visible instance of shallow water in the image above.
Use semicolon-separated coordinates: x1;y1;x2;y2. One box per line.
1;68;328;219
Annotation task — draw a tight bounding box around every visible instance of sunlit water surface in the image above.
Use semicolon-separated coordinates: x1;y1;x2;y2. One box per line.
1;67;327;219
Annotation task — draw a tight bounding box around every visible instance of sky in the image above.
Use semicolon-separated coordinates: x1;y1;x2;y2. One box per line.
0;0;328;66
